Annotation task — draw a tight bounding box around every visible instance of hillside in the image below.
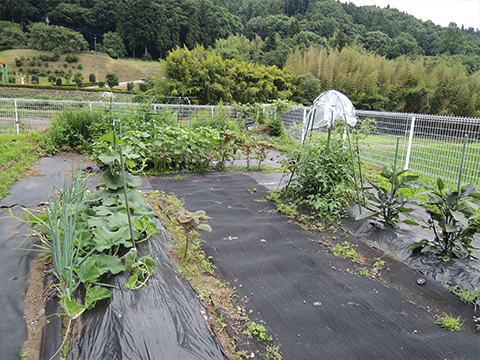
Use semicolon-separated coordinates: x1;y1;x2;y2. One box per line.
0;49;163;86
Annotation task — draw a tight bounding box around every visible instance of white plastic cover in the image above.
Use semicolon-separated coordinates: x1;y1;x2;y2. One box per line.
305;90;357;130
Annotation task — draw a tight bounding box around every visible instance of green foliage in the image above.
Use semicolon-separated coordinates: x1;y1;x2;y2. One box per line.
266;118;284;137
74;71;84;88
0;24;26;46
0;133;44;200
356;166;420;227
173;205;212;260
410;179;480;259
89;73;96;83
331;242;358;259
45;110;108;154
443;283;479;307
105;72;119;88
102;31;127;59
243;322;272;342
27;22;88;53
65;53;79;63
283;132;357;222
156;45;294;105
127;82;135;92
436;314;464;331
31;74;39;84
124;249;157;290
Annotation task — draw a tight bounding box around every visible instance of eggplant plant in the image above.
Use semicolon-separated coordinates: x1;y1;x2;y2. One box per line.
173;205;212;260
410;179;480;259
356;166;420;227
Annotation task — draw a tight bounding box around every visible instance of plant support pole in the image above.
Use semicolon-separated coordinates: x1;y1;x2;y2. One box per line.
119;145;135;247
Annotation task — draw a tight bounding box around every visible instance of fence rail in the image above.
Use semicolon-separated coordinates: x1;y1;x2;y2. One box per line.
1;97;479;186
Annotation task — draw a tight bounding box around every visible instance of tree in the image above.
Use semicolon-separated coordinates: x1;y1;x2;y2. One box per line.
102;31;127;59
74;71;84;88
105;72;119;88
156;5;170;59
0;25;27;46
437;22;465;55
89;73;96;83
287;18;301;38
48;73;56;85
127;82;135;92
27;23;88;53
385;32;423;59
116;0;160;58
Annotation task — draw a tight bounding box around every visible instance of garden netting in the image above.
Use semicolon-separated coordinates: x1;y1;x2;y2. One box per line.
150;171;480;360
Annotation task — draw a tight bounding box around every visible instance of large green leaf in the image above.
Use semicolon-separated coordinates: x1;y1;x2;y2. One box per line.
62;298;87;320
102;168;123;190
85;286;112;309
89;253;125;275
125;274;138;290
77;258;101;284
91;226;131;251
451;210;469;227
355;211;377;221
456;201;479;218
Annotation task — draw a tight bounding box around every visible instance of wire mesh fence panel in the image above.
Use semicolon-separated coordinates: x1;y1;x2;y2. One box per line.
278;106;306;140
1;96;479;186
0;98;17;134
356;111;480;186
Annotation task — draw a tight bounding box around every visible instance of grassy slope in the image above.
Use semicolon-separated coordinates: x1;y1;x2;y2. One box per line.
0;49;164;85
0;132;45;200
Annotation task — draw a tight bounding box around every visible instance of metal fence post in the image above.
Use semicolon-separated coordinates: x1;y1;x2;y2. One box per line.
14;98;19;135
404;116;416;170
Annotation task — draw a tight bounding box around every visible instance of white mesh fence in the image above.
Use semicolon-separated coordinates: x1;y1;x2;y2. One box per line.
1;97;479;186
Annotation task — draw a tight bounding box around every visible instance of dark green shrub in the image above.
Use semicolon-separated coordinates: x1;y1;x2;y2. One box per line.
56;77;62;86
63;62;68;68
52;49;61;61
31;74;39;84
15;58;22;67
89;73;96;83
8;76;16;84
28;67;40;74
29;60;36;66
46;110;108;154
65;53;79;62
98;81;105;88
266;118;284;137
139;83;147;92
283;134;358;222
78;63;83;70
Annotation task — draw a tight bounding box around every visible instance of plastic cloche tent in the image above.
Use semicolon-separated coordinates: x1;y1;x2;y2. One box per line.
303;89;357;142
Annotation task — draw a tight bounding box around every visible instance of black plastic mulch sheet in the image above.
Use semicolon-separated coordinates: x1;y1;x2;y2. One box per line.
0;155;226;360
343;206;480;290
150;171;480;360
0;155;86;359
68;231;225;360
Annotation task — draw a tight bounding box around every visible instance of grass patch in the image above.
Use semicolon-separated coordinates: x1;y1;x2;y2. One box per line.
0;132;45;200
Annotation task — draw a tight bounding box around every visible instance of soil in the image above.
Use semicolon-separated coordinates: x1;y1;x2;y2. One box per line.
21;254;48;360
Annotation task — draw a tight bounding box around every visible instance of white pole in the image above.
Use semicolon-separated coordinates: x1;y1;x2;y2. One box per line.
302;107;307;142
404;116;416;170
14;99;19;135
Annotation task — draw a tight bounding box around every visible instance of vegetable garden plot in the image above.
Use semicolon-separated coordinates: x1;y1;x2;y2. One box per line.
0;155;226;360
150;171;480;360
